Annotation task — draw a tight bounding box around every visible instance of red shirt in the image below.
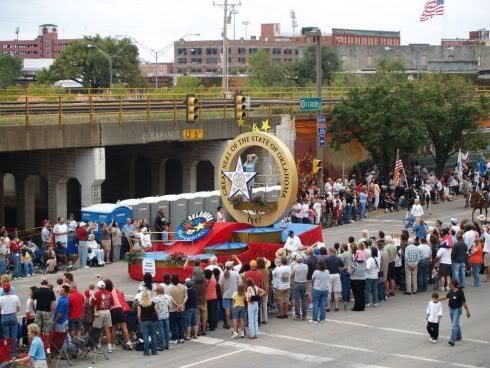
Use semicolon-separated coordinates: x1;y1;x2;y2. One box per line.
10;241;21;254
68;290;85;320
206;277;217;301
93;290;114;310
244;270;262;288
76;227;88;242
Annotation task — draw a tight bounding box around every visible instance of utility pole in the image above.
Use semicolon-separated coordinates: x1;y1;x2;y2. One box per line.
214;0;240;96
242;20;250;39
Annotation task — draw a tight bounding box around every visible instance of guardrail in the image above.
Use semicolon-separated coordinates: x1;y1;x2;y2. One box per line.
0;86;488;127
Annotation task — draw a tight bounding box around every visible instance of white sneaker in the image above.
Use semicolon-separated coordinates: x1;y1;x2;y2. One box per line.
440;287;445;291
432;339;437;344
365;304;371;307
232;332;239;339
445;286;450;291
308;320;318;324
170;340;178;345
84;266;90;269
373;303;379;307
239;331;245;338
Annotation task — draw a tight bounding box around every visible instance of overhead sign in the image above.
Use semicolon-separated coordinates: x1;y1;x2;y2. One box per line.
142;258;156;277
300;97;322;112
182;129;204;141
176;211;215;242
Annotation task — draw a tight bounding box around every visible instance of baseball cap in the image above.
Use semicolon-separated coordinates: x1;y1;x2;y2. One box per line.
225;261;234;268
96;280;106;289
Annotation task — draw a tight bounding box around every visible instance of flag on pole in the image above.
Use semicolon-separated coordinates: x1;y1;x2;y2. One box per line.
478;152;487;175
420;0;445;22
393;159;404;187
456;149;463;179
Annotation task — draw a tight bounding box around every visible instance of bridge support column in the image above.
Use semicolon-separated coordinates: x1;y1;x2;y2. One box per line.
74;148;106;207
15;175;27;229
48;175;68;222
0;173;4;227
24;176;37;229
182;160;198;194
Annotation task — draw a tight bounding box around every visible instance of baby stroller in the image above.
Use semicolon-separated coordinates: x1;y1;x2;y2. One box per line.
403;214;415;230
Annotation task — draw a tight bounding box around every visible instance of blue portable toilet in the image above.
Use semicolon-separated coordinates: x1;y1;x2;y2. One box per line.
81;203;131;240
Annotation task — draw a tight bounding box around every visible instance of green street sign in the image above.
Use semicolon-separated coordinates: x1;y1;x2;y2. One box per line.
299;97;322;112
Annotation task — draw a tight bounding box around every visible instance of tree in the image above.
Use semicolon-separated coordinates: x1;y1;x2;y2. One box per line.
176;75;203;89
248;50;290;87
291;46;340;85
415;74;488;175
37;35;145;88
0;55;22;88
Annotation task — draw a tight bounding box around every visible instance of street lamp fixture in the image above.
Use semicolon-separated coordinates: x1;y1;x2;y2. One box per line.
87;44;113;88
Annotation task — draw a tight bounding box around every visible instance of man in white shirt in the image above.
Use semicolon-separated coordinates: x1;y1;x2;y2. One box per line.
284;231;302;253
53;217;68;248
292;201;303;223
312;199;322;225
272;257;291;318
410;199;424;218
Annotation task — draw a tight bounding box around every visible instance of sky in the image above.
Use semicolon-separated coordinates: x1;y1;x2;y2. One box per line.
0;0;489;62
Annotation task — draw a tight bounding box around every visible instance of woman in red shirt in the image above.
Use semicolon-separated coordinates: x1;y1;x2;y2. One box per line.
204;269;219;331
469;239;483;287
10;239;22;279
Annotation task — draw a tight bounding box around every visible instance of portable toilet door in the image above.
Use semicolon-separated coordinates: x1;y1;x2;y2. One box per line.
188;192;205;216
170;194;190;227
203;191;221;218
131;199;151;224
153;195;177;227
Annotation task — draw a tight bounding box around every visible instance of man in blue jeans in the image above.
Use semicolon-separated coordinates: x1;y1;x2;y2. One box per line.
452;232;468;288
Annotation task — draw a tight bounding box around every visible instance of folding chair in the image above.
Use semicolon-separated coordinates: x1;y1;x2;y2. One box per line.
73;327;109;364
49;331;72;368
0;339;12;363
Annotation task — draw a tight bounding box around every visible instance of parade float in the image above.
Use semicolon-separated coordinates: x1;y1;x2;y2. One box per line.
128;131;323;281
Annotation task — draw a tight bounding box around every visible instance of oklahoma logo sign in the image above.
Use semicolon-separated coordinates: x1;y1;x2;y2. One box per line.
176;211;215;242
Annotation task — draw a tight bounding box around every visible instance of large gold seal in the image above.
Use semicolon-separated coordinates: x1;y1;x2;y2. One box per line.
218;132;298;227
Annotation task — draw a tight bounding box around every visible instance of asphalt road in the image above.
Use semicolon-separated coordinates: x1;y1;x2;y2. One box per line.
11;198;490;368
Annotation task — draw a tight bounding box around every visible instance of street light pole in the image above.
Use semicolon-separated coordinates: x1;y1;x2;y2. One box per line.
87;44;113;88
316;35;322;97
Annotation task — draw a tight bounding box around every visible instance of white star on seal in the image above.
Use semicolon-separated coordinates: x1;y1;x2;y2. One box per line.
222;156;257;201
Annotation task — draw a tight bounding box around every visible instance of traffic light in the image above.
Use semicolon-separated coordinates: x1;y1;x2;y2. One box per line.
312;159;322;175
235;94;248;120
185;94;199;122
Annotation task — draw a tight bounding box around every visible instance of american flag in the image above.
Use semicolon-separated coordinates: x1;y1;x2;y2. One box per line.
420;0;445;22
393;159;404;187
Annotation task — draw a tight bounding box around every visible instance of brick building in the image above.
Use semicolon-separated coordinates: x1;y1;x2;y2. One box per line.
0;24;80;59
441;29;489;47
173;23;400;75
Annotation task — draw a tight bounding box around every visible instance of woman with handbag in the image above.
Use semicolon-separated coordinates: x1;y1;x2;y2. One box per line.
245;278;265;339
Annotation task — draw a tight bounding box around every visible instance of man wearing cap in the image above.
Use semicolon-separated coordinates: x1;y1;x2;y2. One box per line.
33;278;56;334
41;220;51;249
76;222;89;269
291;254;308;320
272;257;291;319
284;231;302;253
53;217;68;248
243;260;262;288
91;281;114;353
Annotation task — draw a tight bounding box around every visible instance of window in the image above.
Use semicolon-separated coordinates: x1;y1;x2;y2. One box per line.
206;48;218;55
283;48;293;55
178;58;187;64
238;47;246;55
191;68;202;73
262;48;270;53
273;58;281;63
190;57;202;64
190;48;202;55
248;48;258;54
206;57;218;64
238;57;246;64
295;49;299;56
367;55;373;67
177;48;187;55
272;48;281;55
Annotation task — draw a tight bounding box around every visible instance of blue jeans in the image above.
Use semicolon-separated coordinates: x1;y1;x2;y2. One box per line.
452;262;466;288
23;261;35;276
471;264;480;287
417;258;430;292
169;311;184;341
365;278;378;305
312;289;327;321
340;271;351;302
293;283;307;317
11;254;20;278
377;279;385;301
344;204;352;224
449;307;462;343
359;202;366;220
1;313;18;356
141;320;157;355
78;241;88;268
155;319;169;349
247;302;259;337
0;259;6;275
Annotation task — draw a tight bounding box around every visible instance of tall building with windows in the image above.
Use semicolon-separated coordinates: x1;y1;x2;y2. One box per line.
173;23;400;75
0;24;80;59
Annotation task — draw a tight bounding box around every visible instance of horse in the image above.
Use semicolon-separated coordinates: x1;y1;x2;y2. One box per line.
417;186;432;215
469;191;489;222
